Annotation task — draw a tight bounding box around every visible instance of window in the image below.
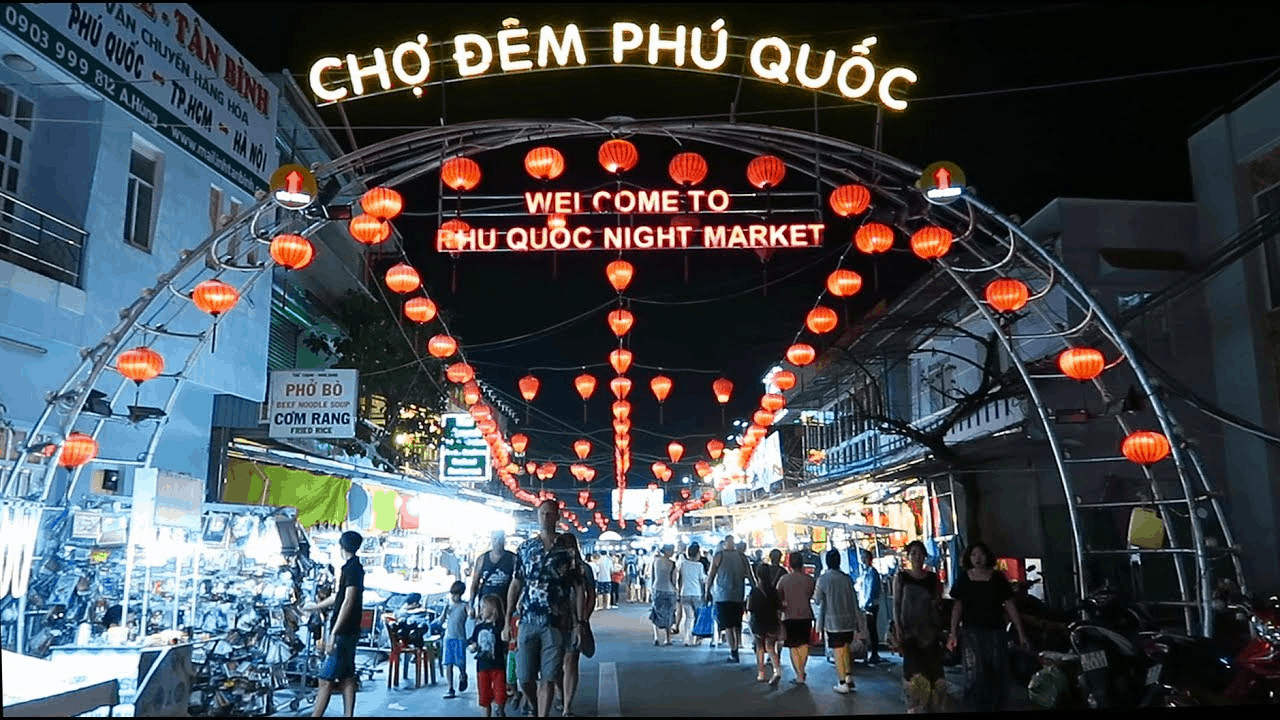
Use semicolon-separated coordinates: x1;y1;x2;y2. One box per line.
1258;184;1280;309
124;141;162;251
0;84;34;219
925;363;954;415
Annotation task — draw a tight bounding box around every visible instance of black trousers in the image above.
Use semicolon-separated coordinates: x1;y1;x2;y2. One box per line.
865;607;881;658
610;581;620;606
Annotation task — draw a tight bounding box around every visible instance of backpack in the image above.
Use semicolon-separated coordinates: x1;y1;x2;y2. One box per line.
898;573;940;646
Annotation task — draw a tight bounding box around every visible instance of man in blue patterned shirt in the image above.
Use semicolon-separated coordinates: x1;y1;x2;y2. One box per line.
505;499;573;717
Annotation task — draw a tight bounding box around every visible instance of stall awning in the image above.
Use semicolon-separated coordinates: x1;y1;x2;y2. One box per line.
788;516;905;536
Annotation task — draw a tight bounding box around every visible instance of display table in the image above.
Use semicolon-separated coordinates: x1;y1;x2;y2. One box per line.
2;650;120;717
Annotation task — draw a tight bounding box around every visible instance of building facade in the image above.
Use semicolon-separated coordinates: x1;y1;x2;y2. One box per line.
0;3;276;501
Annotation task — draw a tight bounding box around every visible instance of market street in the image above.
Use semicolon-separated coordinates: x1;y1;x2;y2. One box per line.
279;603;1036;717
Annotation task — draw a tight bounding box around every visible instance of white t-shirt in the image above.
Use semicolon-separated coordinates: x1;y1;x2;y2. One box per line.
588;558;602;582
678;557;706;597
598;554;614;578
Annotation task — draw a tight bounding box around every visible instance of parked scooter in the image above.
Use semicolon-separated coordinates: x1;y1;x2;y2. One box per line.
1141;595;1280;706
1007;568;1076;684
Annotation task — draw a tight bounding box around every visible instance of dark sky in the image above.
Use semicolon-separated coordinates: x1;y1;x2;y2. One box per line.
196;3;1280;492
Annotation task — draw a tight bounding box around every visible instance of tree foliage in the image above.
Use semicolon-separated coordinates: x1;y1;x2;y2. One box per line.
303;290;449;472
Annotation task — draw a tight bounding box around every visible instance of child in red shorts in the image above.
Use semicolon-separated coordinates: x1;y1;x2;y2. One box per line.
469;595;509;717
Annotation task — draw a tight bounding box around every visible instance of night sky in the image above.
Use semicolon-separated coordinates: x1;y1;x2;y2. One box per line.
195;3;1280;491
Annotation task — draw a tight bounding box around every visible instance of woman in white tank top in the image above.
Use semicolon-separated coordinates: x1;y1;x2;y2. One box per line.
676;544;707;645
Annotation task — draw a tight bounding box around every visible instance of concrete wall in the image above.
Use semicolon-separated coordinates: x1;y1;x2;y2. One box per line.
1188;76;1280;593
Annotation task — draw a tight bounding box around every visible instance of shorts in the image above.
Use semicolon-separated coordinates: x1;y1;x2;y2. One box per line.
782;619;813;648
716;601;745;630
596;581;611;595
516;622;567;686
317;634;358;682
679;595;701;607
477;668;508;707
827;631;855;648
443;638;468;668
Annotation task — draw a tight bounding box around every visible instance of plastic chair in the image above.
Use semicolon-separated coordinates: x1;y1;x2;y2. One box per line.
383;615;427;689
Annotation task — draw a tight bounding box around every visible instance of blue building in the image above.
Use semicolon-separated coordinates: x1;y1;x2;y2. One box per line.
0;3;277;500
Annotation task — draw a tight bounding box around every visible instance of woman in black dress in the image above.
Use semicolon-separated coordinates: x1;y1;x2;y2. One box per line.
946;542;1029;712
893;541;946;713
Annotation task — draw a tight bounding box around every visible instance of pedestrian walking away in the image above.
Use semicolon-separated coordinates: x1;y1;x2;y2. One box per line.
947;542;1029;713
746;550;783;686
816;549;868;695
777;551;817;685
676;544;707;645
505;499;575;718
302;530;364;718
705;534;751;663
649;544;679;646
470;594;510;717
894;541;948;713
443;580;471;699
857;548;884;664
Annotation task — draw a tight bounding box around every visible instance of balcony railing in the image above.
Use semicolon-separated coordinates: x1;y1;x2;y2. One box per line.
0;190;87;287
806;395;1026;482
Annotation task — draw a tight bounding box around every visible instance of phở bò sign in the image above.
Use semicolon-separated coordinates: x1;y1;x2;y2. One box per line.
268;370;357;439
309;18;916;111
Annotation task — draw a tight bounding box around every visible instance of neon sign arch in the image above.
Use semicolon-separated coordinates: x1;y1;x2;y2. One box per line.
307;19;918;110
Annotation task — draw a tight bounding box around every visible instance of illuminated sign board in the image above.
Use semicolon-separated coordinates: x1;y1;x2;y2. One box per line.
309;20;917;111
440;412;492;483
438;189;826;253
9;3;278;193
612;487;667;521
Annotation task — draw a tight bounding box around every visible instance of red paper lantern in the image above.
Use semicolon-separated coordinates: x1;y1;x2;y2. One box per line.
786;343;816;367
805;306;838;334
826;269;863;297
404;297;437;324
651;461;669;480
1122;430;1171;465
829;184;871;217
574;373;597;400
608;308;634;337
598;139;638;174
511;434;529;454
650;375;673;403
712;378;733;404
519;375;541;402
986;278;1029;313
606;260;634;292
574;439;592;460
462;381;481;406
446;362;475;384
911;226;954;260
1058;348;1105;381
385;263;421;294
612;400;631;421
360;187;403;220
695;460;711;478
612;418;631;435
524;146;565;181
746;155;786;190
116;347;164;383
854;223;894;254
616;434;632;451
270;234;314;270
441;156;481;191
668;152;708;187
753;409;775;427
761;393;786;412
609;348;633;375
773;370;797;391
192;279;239;316
59;432;98;468
427;335;457;359
610;376;633;399
439;218;471;251
349;214;391;245
526;461;538;475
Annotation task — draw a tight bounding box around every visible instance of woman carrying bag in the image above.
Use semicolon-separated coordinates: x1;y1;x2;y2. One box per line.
894;541;948;713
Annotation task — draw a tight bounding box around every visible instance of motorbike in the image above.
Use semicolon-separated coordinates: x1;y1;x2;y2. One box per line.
1007;569;1077;684
1141;595;1280;706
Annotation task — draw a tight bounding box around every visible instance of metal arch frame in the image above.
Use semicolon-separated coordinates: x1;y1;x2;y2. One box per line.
6;118;1240;636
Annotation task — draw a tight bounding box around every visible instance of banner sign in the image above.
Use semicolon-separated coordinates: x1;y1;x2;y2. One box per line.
440;412;491;483
438;189;826;253
309;20;917;111
7;3;277;193
267;369;357;439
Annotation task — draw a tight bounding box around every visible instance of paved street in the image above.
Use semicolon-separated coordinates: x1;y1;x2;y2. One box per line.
278;603;1037;716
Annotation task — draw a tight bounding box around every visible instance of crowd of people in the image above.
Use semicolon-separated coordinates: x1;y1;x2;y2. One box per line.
302;504;1029;717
